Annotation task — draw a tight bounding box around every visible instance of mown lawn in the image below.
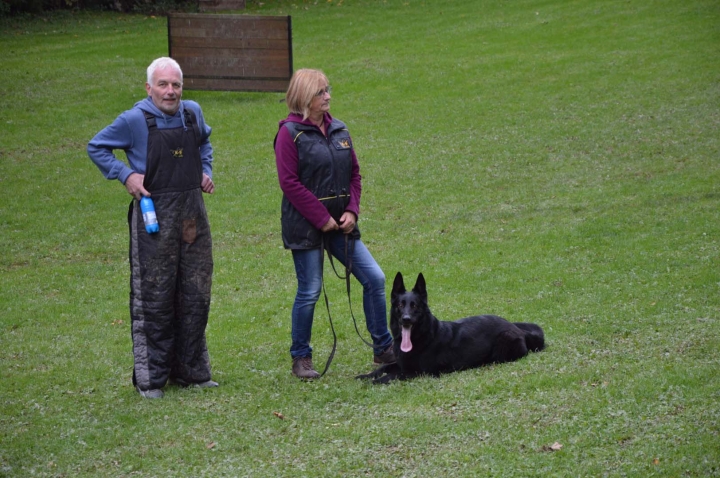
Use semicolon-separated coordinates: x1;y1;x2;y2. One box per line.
1;0;718;476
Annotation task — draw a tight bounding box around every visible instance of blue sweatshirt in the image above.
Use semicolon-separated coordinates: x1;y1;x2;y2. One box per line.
87;97;213;185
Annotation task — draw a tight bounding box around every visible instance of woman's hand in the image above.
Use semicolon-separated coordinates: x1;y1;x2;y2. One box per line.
321;217;339;232
338;212;357;234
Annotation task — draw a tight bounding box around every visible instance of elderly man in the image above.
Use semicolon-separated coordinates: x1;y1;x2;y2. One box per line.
88;57;218;399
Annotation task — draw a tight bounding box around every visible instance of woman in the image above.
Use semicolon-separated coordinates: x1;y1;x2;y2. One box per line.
274;69;395;379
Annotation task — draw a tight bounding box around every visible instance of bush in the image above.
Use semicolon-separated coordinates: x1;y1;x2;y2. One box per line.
132;0;197;14
0;0;196;15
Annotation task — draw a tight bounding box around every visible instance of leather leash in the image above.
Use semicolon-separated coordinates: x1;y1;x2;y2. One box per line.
317;233;374;377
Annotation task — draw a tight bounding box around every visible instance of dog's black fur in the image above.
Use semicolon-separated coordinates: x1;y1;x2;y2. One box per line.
357;272;545;384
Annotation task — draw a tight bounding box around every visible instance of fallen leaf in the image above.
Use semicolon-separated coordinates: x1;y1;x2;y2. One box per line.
653;458;660;465
542;441;563;452
206;442;216;449
273;411;285;420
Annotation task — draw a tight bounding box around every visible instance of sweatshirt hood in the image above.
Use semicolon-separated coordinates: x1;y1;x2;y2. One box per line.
135;97;188;129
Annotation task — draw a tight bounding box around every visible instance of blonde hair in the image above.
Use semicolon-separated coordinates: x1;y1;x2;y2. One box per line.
285;69;328;120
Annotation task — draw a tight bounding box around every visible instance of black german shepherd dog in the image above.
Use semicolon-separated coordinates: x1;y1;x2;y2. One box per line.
357;272;545;384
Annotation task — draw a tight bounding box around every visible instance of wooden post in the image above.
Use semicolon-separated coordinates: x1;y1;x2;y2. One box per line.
168;13;292;92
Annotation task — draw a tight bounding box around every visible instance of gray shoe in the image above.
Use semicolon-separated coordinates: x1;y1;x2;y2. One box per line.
373;345;396;365
137;387;164;399
171;377;219;388
292;356;321;380
195;380;219;388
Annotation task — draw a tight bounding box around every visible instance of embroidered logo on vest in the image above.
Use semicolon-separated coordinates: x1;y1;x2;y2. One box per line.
170;148;184;158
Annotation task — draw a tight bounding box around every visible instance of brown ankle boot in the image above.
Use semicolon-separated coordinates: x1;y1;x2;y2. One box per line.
292;356;321;379
373;345;396;365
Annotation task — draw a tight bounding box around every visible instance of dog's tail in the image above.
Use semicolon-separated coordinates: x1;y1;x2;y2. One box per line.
514;322;545;352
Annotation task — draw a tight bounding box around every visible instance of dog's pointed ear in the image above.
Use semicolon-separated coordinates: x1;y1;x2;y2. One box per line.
413;273;427;299
391;272;405;299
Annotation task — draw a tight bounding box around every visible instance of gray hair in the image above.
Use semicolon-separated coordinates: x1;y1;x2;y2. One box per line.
146;57;183;85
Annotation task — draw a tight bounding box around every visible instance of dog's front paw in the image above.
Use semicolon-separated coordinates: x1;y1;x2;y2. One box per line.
355;370;378;380
372;374;396;385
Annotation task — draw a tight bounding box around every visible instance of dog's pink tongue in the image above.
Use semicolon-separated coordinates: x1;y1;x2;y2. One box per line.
401;326;413;352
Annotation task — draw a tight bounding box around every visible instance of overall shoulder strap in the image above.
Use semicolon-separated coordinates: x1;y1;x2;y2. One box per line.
143;111;157;130
183;108;202;140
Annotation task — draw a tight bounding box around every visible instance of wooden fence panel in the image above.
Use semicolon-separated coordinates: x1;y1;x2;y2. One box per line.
168;13;292;92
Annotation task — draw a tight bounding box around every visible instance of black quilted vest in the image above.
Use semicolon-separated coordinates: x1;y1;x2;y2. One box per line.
279;118;361;249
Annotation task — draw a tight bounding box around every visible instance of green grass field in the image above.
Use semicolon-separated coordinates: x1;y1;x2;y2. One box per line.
1;0;718;476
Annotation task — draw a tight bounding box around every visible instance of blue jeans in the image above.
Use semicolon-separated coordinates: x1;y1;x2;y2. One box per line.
290;233;392;359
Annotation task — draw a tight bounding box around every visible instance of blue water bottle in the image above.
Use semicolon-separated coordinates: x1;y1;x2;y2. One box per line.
139;196;159;234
